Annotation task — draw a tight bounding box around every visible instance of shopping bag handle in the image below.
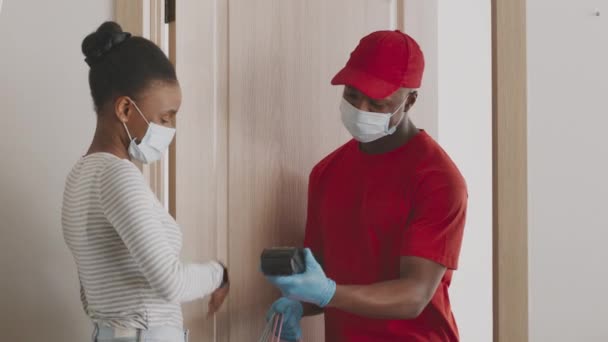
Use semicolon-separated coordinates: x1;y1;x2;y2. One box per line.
259;312;301;342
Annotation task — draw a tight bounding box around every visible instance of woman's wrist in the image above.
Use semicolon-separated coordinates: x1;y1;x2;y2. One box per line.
218;261;229;288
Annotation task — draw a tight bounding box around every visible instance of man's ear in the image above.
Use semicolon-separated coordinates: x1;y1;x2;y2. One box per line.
114;96;132;124
404;91;418;112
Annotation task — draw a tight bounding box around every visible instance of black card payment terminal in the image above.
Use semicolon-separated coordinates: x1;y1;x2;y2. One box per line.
260;247;306;276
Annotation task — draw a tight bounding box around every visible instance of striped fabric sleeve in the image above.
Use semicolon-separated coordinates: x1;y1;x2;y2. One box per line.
79;280;89;314
98;159;224;303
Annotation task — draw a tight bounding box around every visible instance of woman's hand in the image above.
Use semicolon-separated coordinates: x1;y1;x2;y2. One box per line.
207;263;229;318
207;283;229;317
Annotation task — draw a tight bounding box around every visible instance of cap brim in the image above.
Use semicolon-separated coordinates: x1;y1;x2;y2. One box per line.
331;67;400;99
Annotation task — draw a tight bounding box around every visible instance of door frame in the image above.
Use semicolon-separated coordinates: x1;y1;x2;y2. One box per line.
492;0;529;341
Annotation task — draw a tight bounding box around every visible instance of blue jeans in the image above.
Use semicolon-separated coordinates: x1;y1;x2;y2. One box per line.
93;324;188;342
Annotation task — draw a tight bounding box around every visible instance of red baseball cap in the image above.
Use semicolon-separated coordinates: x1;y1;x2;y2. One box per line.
331;30;425;99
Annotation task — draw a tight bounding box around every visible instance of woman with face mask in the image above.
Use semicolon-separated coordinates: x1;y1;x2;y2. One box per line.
62;22;229;342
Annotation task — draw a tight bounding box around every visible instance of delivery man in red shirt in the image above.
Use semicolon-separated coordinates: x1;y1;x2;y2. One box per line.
264;30;467;342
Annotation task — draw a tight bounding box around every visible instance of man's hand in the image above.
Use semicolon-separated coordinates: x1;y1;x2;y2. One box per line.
265;248;336;307
266;297;303;341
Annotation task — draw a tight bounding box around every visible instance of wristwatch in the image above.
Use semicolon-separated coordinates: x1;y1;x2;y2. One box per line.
219;262;229;288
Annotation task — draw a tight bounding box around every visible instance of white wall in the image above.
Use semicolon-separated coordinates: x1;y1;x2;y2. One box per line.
436;0;493;342
437;1;493;341
404;0;439;139
405;1;493;341
0;1;112;341
527;1;608;341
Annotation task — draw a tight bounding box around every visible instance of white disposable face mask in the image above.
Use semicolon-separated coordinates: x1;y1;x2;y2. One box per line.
123;101;176;164
340;98;407;143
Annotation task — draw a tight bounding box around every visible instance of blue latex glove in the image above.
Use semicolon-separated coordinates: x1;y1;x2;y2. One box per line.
266;248;336;307
266;297;303;342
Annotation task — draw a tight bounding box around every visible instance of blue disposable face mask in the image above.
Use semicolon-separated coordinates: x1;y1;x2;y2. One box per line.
340;98;407;143
122;100;176;164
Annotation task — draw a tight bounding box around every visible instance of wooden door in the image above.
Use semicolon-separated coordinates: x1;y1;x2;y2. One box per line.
171;0;402;341
226;1;399;341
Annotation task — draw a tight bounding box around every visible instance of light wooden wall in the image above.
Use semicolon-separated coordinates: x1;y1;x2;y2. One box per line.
173;0;228;341
173;0;401;341
114;0;144;35
226;1;399;341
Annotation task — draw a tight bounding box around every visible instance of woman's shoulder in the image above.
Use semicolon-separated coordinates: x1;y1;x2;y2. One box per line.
77;153;142;183
84;154;151;203
98;154;141;179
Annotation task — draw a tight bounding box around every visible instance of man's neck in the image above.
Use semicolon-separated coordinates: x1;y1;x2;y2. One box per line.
359;120;419;155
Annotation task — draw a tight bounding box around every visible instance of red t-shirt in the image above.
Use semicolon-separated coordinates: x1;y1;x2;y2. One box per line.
304;131;467;342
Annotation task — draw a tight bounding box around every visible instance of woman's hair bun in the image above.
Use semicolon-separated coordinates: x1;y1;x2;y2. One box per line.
82;21;131;67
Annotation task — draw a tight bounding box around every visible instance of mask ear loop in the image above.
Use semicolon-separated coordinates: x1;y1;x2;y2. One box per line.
122;122;134;142
386;99;408;133
387;90;417;132
127;97;151;125
122;98;151;144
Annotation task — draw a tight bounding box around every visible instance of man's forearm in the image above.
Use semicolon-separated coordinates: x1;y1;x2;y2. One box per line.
327;278;432;320
302;302;324;317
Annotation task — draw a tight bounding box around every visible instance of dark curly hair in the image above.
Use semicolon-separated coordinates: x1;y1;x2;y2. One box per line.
81;21;177;113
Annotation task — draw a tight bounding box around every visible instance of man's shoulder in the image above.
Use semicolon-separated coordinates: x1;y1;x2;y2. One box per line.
310;139;356;180
411;134;467;191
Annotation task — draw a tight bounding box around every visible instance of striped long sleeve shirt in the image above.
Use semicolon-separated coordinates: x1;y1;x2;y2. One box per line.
62;152;223;329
